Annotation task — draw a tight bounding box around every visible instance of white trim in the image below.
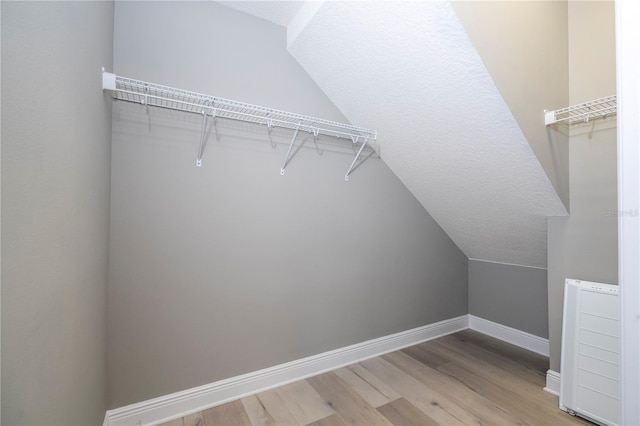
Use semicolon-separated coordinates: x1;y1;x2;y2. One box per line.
617;1;640;425
104;315;468;426
468;258;547;271
468;315;549;357
544;369;561;397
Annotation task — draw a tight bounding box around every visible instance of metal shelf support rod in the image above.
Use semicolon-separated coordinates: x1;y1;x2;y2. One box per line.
196;102;212;167
345;139;369;182
280;121;302;176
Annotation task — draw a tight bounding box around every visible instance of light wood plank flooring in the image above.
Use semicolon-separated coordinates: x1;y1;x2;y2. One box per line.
160;330;589;426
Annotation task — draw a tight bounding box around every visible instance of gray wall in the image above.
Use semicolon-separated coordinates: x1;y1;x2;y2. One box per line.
107;1;468;408
452;1;570;210
547;1;618;372
469;260;548;338
1;2;114;425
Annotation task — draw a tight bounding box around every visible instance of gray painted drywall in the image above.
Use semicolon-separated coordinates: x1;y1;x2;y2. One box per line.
0;3;3;419
469;260;549;338
452;0;570;211
547;1;618;373
1;2;113;424
107;1;468;408
547;122;618;372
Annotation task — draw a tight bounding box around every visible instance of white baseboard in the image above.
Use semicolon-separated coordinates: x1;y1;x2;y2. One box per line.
468;315;550;357
104;315;468;426
544;369;561;396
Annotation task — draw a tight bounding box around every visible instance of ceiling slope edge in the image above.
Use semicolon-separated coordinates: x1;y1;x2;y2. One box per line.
217;1;306;27
287;1;324;48
285;1;567;268
451;1;571;211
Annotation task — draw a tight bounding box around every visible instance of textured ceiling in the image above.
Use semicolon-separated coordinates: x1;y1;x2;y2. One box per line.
222;1;567;268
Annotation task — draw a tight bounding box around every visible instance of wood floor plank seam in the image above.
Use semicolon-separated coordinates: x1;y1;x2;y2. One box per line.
384;351;530;425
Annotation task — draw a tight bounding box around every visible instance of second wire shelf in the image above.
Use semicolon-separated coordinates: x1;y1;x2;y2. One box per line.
545;95;617;126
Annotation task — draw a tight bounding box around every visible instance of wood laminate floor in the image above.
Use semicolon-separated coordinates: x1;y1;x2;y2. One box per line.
159;330;589;426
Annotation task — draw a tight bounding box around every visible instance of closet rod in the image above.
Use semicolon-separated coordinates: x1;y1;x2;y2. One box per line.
545;95;617;126
102;70;377;177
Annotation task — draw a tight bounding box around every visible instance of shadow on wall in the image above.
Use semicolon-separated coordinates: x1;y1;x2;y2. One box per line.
545;123;570;213
111;101;380;179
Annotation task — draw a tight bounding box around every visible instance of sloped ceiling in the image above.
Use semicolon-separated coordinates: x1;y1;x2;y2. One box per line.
221;1;567;268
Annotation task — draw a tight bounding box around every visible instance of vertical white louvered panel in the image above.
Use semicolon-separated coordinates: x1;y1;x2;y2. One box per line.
561;279;621;426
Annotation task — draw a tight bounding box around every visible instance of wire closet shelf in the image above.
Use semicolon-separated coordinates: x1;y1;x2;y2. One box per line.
545;95;617;126
102;71;377;180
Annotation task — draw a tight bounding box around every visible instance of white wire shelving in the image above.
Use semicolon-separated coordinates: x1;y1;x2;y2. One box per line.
102;70;377;180
545;95;617;126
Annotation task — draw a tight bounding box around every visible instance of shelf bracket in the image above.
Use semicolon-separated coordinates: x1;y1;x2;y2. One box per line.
196;101;212;167
345;138;369;181
143;85;150;116
280;120;302;175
